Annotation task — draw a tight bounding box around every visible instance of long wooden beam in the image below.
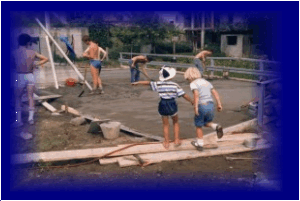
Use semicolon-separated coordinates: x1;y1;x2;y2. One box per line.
117;139;270;167
22;94;62;102
11;133;258;165
98;133;259;165
33;93;57;112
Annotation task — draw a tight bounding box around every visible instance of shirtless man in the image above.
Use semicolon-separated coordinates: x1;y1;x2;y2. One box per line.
13;33;49;126
128;55;152;83
194;49;213;74
82;35;107;94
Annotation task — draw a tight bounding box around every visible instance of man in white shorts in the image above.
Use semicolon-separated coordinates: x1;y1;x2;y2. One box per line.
13;34;49;126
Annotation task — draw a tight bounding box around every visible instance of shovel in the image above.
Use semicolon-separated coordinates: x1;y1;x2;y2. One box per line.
78;62;89;97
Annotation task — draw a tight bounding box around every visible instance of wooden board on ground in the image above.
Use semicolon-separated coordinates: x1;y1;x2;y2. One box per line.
22;94;62;102
117;139;270;167
61;105;81;116
98;133;260;165
120;125;164;142
12;133;259;164
33;93;58;112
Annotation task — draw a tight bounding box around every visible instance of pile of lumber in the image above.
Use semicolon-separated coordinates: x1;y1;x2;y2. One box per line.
11;132;270;167
99;133;269;167
13;100;271;168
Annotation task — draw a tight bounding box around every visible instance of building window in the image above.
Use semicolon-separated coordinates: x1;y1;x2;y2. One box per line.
227;36;237;45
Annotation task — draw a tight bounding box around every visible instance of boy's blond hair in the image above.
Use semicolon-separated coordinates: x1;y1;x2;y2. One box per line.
184;67;202;80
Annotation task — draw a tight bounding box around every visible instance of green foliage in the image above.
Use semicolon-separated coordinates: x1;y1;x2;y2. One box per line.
89;24;111;48
155;41;193;54
177;57;193;64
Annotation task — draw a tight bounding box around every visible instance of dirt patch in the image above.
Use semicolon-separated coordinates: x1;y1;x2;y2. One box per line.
12;108;150;154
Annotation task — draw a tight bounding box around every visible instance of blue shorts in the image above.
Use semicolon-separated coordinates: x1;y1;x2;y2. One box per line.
194;101;214;127
90;60;102;69
128;59;139;69
158;98;178;117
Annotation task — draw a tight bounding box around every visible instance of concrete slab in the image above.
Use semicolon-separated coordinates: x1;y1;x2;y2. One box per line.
75;69;256;140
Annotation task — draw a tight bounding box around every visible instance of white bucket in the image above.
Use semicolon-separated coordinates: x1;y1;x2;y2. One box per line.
100;121;121;140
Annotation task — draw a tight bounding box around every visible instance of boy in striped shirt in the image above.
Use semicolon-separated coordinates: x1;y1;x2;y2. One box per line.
132;67;193;149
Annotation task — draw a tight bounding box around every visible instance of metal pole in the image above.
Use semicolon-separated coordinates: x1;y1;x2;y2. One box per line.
201;12;205;50
36;18;92;91
45;12;59;89
257;82;265;128
259;61;264;81
210;58;214;78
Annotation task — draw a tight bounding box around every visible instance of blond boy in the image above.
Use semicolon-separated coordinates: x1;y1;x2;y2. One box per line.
184;67;223;151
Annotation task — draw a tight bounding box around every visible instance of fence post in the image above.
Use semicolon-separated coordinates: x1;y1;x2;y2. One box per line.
259;61;264;80
210;59;215;79
119;52;123;68
105;47;109;61
257;82;265;128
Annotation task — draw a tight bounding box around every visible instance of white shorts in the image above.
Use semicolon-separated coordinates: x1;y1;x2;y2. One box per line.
15;73;35;90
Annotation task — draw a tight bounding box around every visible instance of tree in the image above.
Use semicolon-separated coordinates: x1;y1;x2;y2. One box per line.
127;12;183;51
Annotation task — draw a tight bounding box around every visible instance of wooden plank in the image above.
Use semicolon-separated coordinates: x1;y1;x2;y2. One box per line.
33;93;57;112
61;105;81;116
99;157;118;165
22;94;62;102
40;101;57;113
120;125;164;142
217;133;259;142
118;139;270;167
12;145;120;164
203;119;257;142
98;133;259;165
11;133;259;165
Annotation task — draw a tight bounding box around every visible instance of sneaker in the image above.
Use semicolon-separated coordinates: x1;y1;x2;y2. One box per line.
89;90;96;95
20;132;33;140
12;121;24;128
191;141;203;151
216;125;223;139
97;88;104;94
28;119;34;125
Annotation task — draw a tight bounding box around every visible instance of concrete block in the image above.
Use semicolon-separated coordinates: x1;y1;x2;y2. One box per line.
100;121;121;140
70;117;86;126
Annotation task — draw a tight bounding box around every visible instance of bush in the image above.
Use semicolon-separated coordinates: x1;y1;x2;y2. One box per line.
109;47;123;60
154;41;193;54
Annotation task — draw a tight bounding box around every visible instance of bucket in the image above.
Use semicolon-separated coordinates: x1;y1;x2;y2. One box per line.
100;121;121;140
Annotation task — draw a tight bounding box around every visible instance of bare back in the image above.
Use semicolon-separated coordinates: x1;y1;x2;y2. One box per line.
14;47;36;73
195;50;212;61
87;42;99;60
132;55;148;64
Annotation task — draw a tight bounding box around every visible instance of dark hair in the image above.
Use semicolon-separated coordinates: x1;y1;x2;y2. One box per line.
82;35;91;42
207;49;214;53
146;56;153;62
18;34;31;46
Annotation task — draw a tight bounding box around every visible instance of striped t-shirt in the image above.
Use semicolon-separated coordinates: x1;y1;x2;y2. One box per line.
150;81;185;99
